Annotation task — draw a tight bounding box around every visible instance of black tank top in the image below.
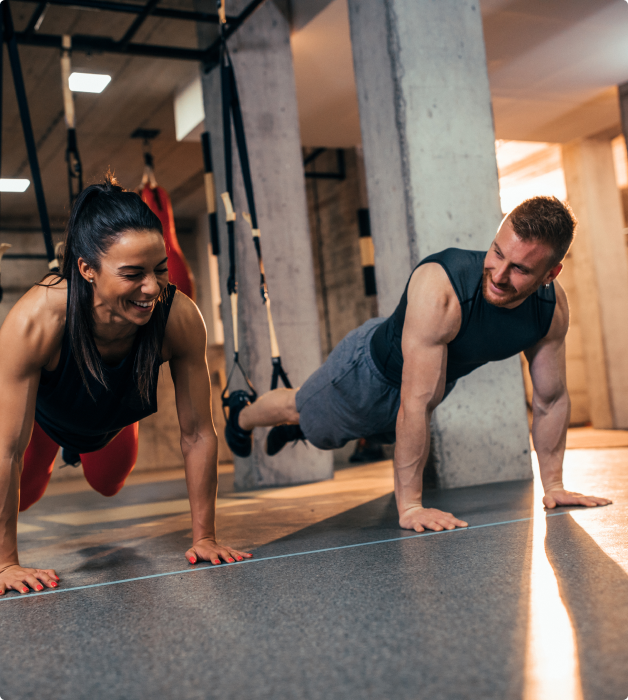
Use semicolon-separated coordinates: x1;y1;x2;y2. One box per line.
35;281;177;453
370;248;556;386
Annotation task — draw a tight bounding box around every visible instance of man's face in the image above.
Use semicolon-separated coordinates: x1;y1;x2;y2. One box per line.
482;218;562;309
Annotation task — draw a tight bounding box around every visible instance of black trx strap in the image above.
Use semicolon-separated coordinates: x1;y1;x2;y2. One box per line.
217;20;292;408
218;30;257;414
2;0;58;271
61;36;83;208
201;131;220;256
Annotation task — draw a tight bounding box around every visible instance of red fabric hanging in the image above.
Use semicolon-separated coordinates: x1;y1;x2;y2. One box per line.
140;184;196;301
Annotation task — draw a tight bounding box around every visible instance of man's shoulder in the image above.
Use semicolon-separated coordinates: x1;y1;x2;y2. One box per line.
406;262;462;343
416;247;485;304
547;281;569;340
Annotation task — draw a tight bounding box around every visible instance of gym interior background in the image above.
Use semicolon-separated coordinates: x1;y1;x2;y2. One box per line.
1;1;628;699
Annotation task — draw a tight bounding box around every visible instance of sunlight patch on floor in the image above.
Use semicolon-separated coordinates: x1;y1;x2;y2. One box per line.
523;453;583;700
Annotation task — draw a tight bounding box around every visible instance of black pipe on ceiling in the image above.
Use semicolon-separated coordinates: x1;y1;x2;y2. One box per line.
11;0;269;71
14;0;232;25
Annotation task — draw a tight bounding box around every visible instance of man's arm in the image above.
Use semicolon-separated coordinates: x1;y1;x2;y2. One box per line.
166;292;252;564
525;283;611;509
395;264;468;533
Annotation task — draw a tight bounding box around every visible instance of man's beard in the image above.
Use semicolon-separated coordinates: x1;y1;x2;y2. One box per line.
481;269;531;308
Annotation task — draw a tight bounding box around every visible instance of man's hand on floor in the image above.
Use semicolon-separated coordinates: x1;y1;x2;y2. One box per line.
399;505;468;533
543;489;612;509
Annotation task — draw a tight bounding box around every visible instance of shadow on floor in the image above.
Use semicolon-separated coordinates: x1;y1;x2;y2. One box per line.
545;513;628;700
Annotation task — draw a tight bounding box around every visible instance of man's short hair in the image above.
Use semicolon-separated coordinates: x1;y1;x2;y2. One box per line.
508;196;576;267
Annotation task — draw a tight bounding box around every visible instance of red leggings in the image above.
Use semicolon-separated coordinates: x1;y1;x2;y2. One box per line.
19;421;139;512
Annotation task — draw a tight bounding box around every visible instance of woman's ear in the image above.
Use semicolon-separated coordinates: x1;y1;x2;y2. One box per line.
77;257;95;284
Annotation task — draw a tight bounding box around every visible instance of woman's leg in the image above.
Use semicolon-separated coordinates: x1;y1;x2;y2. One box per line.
19;422;60;511
81;423;139;497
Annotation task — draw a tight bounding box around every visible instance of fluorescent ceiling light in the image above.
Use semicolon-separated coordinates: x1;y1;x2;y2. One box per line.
0;179;30;193
69;72;111;93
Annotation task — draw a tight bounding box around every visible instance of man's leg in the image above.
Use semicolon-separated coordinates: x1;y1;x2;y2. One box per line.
238;388;299;431
225;387;302;458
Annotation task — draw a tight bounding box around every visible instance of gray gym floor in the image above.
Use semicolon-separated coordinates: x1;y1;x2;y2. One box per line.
1;449;627;700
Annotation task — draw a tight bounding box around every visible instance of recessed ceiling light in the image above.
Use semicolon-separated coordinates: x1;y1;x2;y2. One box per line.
0;179;30;193
69;72;111;94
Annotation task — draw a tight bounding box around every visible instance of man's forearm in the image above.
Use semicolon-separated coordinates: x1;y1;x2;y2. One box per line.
531;391;570;492
0;456;21;568
393;402;432;514
181;433;219;543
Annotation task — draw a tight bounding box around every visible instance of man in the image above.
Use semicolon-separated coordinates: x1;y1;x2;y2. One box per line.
225;196;611;532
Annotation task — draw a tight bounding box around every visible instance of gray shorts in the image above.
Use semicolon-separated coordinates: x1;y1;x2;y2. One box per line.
296;318;400;450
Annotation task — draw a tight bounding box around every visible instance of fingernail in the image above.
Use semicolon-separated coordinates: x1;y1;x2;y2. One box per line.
189;557;197;564
50;582;58;588
227;558;235;563
213;560;220;565
36;585;43;591
22;588;29;593
236;557;243;561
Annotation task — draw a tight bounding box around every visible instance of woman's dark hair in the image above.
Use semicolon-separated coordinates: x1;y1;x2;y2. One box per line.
44;175;165;403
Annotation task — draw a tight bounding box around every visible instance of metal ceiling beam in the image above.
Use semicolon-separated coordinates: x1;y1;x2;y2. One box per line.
13;0;233;24
11;0;270;67
23;1;48;35
14;30;206;60
118;0;161;47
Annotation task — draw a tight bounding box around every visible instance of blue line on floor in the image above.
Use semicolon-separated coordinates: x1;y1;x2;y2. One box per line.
1;511;569;603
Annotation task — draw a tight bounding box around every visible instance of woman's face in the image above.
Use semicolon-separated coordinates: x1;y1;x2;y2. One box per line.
79;229;169;327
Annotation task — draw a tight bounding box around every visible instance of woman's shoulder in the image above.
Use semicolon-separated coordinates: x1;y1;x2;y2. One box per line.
0;277;67;367
161;290;206;361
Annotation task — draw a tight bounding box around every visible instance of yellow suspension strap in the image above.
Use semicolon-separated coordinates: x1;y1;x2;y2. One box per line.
60;35;83;207
219;33;293;392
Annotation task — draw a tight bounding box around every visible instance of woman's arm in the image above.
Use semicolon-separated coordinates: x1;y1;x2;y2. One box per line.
0;285;64;594
166;292;251;565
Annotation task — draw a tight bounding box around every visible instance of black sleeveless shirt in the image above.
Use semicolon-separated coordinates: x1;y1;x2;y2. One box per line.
35;281;177;453
370;248;556;387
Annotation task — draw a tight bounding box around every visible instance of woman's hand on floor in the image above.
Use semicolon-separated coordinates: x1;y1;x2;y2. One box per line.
185;538;252;566
0;563;60;594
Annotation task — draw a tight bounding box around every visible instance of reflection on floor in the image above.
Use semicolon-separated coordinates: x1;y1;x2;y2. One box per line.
2;447;627;700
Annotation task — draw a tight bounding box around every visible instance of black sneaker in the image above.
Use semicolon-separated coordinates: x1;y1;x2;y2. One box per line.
266;424;306;456
224;390;254;458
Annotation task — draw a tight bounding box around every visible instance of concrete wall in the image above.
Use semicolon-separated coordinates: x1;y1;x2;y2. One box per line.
562;137;628;429
304;148;378;359
348;0;532;488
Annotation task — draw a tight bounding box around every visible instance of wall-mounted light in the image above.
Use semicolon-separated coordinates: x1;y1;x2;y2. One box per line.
69;72;111;93
0;179;30;192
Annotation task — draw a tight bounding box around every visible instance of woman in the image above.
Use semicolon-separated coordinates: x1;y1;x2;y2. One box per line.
0;177;251;595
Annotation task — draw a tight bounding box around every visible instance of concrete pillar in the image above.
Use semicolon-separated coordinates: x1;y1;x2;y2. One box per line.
197;1;333;489
561;138;628;429
348;0;531;487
